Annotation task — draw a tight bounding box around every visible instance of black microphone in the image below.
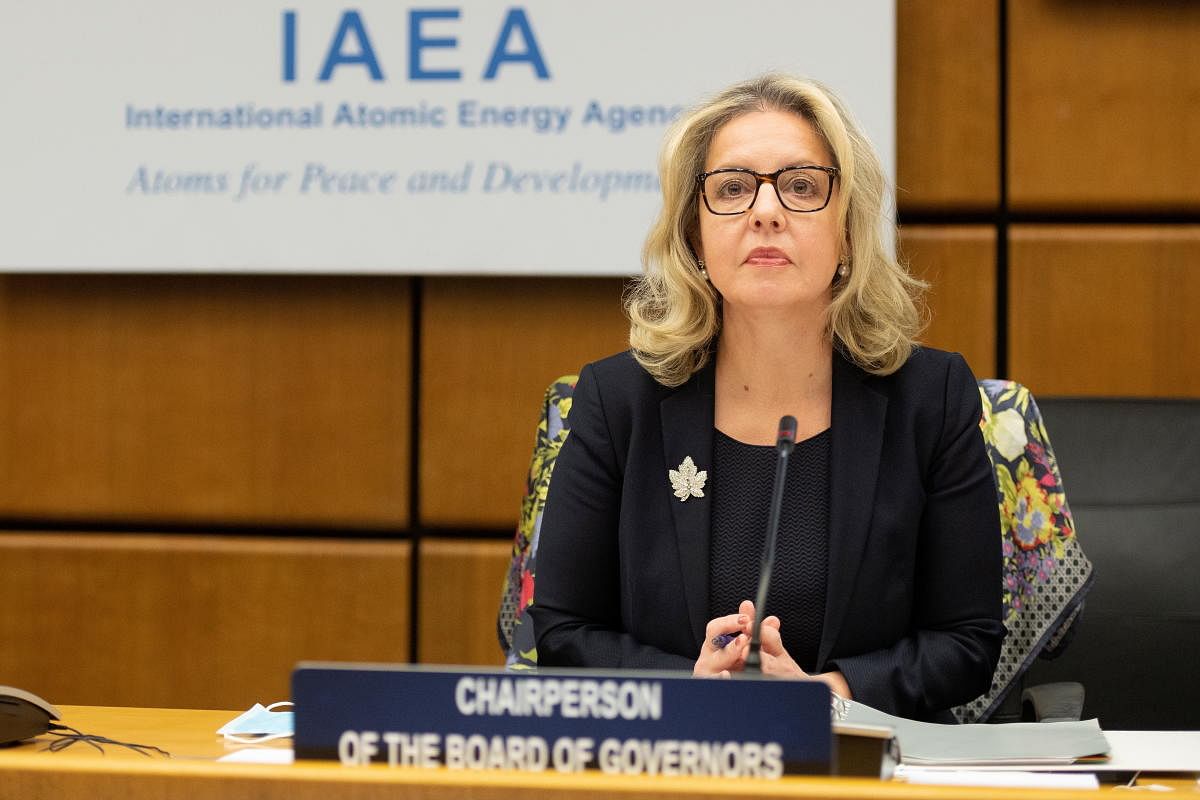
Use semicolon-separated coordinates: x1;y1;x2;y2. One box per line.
744;415;797;673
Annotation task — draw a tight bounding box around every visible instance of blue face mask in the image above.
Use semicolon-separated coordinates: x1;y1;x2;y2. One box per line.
217;701;294;743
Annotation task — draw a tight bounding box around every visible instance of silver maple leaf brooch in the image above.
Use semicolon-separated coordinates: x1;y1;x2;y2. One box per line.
669;456;707;501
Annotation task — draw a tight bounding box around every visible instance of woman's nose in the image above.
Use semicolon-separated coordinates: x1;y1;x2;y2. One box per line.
748;183;785;229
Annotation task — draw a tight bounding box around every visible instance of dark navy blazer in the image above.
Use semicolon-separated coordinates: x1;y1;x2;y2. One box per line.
529;346;1005;721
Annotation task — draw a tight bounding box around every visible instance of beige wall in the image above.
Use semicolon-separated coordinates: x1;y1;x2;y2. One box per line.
2;0;1197;707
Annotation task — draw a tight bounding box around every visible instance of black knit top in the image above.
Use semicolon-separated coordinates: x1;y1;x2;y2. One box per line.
707;427;831;672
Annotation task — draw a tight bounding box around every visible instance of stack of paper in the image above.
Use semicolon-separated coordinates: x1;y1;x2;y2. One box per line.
843;703;1110;767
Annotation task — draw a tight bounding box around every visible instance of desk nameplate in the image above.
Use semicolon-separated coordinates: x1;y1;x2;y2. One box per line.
293;663;831;778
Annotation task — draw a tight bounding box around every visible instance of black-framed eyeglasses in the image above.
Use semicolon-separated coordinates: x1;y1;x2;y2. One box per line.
696;165;839;215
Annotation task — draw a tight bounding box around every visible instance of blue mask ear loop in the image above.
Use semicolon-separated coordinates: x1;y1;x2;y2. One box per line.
222;701;295;745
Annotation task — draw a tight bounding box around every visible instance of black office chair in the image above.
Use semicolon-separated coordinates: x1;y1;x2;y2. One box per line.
1019;398;1200;729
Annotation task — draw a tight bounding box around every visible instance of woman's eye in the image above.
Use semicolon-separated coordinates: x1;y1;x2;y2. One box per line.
786;178;817;196
717;179;751;197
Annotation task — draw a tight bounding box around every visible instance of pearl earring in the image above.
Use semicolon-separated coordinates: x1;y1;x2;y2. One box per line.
837;258;850;277
698;259;709;281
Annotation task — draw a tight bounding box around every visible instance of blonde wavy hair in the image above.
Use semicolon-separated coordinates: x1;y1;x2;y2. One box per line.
627;74;926;387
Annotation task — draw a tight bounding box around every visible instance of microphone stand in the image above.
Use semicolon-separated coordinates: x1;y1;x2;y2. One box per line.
744;415;797;674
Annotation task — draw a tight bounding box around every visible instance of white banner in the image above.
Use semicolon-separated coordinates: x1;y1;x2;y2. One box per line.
0;1;894;274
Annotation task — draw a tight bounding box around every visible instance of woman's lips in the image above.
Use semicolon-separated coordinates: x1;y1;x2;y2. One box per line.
744;247;791;266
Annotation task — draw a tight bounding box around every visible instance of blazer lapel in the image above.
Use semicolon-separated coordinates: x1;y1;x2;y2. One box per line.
818;352;888;669
659;360;716;646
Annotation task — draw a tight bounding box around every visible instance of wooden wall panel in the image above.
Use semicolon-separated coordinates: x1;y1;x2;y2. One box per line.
1009;226;1200;397
901;226;997;378
0;276;411;527
418;538;511;666
1009;1;1200;211
896;0;999;210
420;278;628;528
0;533;411;708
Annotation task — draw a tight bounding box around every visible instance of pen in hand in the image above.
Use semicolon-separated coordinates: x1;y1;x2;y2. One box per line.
710;633;739;649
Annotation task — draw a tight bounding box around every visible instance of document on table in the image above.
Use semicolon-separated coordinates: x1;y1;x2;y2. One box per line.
1093;730;1200;773
844;702;1110;766
896;766;1100;790
218;748;295;764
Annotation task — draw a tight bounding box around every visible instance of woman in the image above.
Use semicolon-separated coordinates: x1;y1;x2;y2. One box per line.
528;74;1004;722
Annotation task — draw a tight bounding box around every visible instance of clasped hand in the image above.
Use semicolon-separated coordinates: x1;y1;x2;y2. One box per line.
692;599;806;679
693;599;852;700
